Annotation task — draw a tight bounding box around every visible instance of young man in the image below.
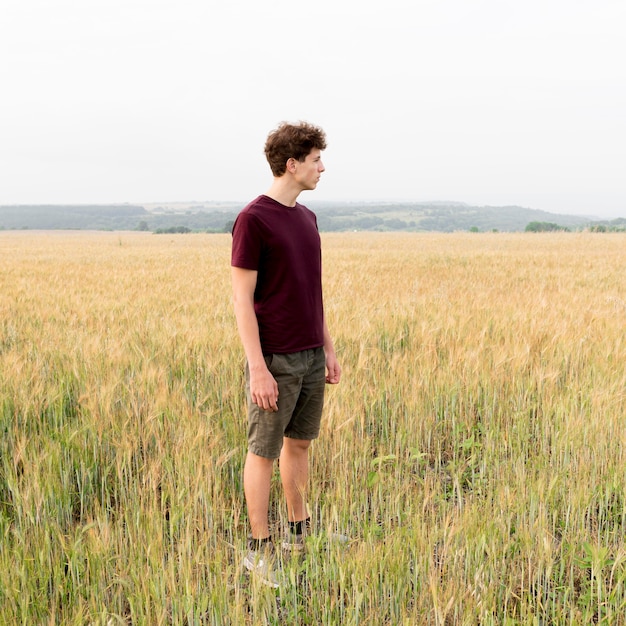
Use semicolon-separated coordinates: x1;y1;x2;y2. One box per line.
231;121;341;587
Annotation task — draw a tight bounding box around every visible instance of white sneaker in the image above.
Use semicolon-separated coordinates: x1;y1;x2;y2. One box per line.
281;533;306;553
243;543;281;588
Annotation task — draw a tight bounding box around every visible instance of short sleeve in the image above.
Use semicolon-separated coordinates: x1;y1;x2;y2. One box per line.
231;211;262;270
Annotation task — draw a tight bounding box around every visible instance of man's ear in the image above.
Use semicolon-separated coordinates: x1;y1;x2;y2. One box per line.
286;158;297;173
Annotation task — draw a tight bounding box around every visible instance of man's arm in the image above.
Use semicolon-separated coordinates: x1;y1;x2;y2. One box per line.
323;317;341;384
231;266;279;411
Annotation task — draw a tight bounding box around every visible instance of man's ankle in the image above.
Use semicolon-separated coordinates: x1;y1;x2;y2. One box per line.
248;536;273;550
288;517;311;535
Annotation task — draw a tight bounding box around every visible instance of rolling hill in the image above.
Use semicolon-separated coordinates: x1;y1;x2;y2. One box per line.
1;201;623;233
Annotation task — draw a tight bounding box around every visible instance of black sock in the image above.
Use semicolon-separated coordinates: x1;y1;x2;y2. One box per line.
289;518;311;535
249;536;272;550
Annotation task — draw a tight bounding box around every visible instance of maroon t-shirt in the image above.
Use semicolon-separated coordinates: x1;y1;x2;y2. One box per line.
231;195;325;354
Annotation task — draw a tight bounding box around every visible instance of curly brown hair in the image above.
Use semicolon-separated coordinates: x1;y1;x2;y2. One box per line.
264;121;327;177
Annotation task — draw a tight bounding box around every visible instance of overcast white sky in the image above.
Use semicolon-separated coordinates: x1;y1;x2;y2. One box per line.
1;0;625;217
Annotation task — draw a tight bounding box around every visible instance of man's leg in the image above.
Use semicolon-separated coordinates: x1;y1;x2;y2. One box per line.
243;450;282;588
243;451;275;538
279;437;311;522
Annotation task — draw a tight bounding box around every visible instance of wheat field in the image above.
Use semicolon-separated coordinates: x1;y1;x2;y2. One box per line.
1;230;625;625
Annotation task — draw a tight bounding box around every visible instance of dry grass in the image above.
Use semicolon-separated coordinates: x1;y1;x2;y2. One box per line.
1;230;625;624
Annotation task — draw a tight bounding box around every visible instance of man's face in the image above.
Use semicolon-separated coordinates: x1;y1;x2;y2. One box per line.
292;149;325;190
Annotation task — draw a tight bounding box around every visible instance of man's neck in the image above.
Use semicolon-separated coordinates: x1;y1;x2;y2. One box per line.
264;177;301;207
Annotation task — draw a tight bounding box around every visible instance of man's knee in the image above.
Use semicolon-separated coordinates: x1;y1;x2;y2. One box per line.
283;437;311;453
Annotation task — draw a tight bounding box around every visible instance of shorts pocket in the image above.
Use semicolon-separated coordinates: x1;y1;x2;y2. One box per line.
265;353;287;375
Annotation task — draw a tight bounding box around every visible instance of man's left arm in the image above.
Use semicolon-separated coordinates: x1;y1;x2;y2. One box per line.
323;318;341;384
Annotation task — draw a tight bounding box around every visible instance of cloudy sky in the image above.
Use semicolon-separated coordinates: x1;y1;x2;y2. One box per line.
1;0;625;217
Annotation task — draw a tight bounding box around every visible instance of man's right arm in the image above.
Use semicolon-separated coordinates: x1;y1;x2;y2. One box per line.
231;266;279;411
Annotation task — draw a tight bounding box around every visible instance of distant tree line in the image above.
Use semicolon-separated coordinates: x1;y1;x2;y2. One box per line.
525;221;570;232
154;226;192;234
586;224;626;233
524;220;626;233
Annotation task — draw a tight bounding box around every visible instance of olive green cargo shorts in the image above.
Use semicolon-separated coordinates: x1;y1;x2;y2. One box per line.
246;347;326;459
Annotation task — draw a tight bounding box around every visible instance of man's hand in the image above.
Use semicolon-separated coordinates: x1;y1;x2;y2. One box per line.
249;365;279;411
325;352;341;385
